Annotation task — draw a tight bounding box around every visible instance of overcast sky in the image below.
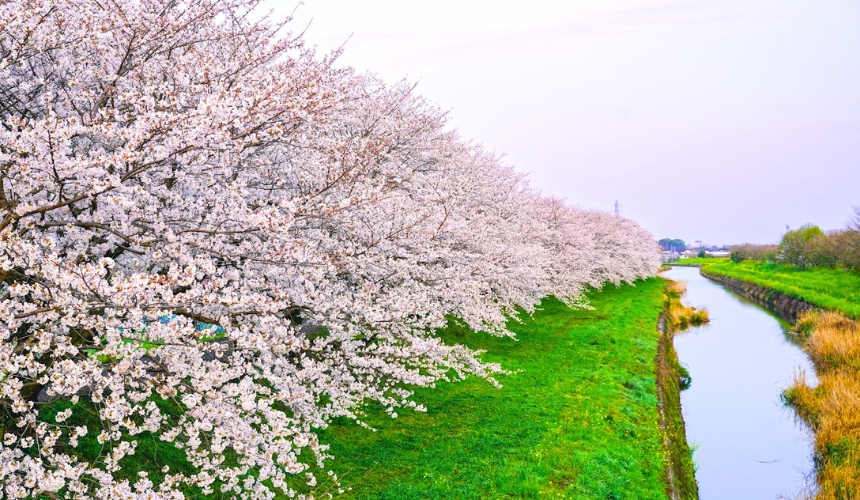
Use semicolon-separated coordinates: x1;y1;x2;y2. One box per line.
267;0;860;245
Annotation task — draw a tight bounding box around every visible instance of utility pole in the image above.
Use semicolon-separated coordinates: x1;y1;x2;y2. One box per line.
614;200;620;217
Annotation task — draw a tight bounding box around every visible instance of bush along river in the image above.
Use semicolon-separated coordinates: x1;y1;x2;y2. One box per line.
664;266;815;499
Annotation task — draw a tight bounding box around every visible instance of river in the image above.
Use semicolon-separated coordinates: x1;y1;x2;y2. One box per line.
664;266;815;499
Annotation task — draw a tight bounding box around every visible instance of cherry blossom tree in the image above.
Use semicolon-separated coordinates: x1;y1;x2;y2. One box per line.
0;0;661;498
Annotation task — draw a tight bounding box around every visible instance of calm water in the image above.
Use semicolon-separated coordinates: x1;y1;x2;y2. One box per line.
664;266;815;500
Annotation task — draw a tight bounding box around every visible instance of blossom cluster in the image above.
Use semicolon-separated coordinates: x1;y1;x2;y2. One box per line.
0;0;661;498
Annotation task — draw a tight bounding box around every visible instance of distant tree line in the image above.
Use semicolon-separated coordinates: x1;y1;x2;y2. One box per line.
658;238;687;252
730;208;860;272
658;239;729;253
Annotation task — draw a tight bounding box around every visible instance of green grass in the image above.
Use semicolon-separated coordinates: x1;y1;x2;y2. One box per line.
22;397;208;500
17;280;673;499
309;279;670;499
696;260;860;319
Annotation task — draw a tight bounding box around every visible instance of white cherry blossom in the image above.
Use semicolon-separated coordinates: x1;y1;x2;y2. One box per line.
0;0;661;497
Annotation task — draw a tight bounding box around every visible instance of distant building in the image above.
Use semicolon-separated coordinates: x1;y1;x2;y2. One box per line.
662;251;680;263
706;250;731;258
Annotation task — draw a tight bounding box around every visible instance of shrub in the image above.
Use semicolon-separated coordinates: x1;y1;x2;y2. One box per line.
831;229;860;272
805;231;841;269
729;243;778;263
778;224;825;268
773;228;860;271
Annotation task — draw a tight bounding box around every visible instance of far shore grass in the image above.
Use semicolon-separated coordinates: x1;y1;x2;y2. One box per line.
671;259;860;319
667;257;730;267
306;279;678;499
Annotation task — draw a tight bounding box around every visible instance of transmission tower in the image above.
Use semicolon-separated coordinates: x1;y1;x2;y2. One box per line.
614;200;621;217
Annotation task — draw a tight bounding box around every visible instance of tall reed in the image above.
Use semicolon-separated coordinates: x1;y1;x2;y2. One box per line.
664;280;710;330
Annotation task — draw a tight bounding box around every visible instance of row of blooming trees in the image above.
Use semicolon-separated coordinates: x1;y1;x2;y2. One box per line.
0;1;661;498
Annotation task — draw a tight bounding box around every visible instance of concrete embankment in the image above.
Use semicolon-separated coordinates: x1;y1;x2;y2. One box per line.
699;269;818;323
656;313;694;500
655;282;701;500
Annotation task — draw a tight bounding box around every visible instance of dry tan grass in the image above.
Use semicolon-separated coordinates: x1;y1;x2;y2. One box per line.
777;485;819;500
666;279;687;297
804;311;860;371
662;279;709;331
793;372;860;448
788;370;818;426
786;312;860;500
796;310;823;336
819;464;860;500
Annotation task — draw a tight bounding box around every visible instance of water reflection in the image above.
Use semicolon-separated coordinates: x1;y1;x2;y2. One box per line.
722;289;808;352
664;266;814;500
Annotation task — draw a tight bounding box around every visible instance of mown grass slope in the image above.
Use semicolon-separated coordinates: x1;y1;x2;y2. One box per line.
696;260;860;318
312;279;670;499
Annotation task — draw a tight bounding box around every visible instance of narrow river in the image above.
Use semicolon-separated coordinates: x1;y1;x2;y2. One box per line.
664;266;815;499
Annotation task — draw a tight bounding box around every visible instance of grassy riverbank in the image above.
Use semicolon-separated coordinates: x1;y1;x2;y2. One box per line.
309;279;682;499
682;260;860;319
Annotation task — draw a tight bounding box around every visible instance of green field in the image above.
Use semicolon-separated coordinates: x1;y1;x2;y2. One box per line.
312;279;672;499
692;260;860;319
667;257;731;267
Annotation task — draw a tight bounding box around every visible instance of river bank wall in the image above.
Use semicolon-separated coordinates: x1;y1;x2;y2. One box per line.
699;269;819;323
656;297;699;500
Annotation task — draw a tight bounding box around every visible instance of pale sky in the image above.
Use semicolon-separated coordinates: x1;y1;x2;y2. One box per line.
266;0;860;245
